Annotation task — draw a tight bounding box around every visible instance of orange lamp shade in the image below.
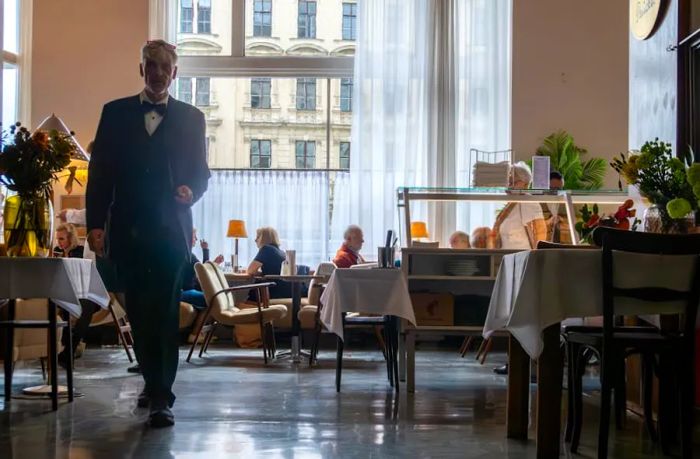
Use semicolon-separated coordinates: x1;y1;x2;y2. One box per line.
226;220;248;238
410;221;429;238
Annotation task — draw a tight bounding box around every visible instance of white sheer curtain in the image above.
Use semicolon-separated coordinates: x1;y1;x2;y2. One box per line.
349;0;512;250
192;170;342;269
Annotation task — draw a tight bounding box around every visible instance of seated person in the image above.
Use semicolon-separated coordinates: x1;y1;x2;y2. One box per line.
470;227;491;249
54;224;99;368
449;231;471;249
333;225;366;268
246;226;291;299
541;170;571;243
181;229;224;311
490;163;546;249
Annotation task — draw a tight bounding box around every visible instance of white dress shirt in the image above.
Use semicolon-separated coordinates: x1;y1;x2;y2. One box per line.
139;90;169;136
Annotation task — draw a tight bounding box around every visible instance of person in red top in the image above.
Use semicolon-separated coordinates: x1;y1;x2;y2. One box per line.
333;225;366;268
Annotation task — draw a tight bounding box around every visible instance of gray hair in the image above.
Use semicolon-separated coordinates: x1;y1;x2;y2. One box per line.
141;40;178;65
343;224;363;240
511;162;532;186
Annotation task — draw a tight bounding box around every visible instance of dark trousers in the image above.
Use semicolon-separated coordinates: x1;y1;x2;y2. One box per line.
60;299;99;354
117;245;186;407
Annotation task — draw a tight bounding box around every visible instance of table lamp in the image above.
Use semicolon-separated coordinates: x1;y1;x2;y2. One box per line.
410;221;429;242
34;113;89;160
226;219;248;272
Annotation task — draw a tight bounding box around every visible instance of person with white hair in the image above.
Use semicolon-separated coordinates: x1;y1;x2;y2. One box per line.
490;162;546;249
86;39;210;428
333;224;366;268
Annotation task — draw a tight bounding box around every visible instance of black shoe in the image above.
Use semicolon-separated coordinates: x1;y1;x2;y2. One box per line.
137;389;150;408
493;364;508;375
127;364;141;374
148;403;174;428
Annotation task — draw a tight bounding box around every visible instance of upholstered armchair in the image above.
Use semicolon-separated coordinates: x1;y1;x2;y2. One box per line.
186;261;287;364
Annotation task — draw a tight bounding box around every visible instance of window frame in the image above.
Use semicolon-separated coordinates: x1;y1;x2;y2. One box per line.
340;77;352;112
195;77;210;106
250;139;272;168
295;140;316;169
297;0;317;39
296;77;316;111
180;0;193;33
253;0;272;38
177;77;193;104
197;0;211;34
339;141;350;169
342;2;357;41
250;77;271;109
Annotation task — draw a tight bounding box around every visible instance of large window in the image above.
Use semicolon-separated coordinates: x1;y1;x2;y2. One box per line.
253;0;272;37
340;78;352;112
2;0;20;129
166;1;355;266
250;139;271;168
298;1;317;39
342;3;356;40
251;77;271;109
295;141;316;169
296;78;316;111
180;0;193;33
339;142;350;169
197;0;211;34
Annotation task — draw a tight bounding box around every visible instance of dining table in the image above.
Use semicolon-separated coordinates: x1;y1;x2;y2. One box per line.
482;248;697;458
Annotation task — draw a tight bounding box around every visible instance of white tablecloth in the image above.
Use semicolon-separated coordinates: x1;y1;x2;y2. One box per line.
0;257;110;317
483;249;698;358
320;268;416;341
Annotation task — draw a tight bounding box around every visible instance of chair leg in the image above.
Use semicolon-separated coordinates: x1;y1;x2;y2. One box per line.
570;345;586;453
641;354;658;442
4;300;16;401
202;325;216;354
309;323;320;367
259;319;268;365
474;338;488;361
109;304;133;363
335;336;343;392
678;351;694;459
199;324;217;358
614;356;627;430
186;310;211;362
597;352;614;459
657;352;676;456
48;301;59;411
40;358;46;382
374;325;387;361
479;337;493;365
65;321;74;403
390;318;399;391
460;336;473;358
564;342;575;443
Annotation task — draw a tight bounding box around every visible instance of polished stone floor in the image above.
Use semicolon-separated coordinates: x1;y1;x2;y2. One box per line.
0;343;697;458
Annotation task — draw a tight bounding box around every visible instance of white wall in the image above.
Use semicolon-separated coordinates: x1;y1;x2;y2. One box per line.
512;0;629;188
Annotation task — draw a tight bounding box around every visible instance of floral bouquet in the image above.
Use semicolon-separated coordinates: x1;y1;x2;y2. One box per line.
611;139;697;233
576;200;641;243
0;122;74;256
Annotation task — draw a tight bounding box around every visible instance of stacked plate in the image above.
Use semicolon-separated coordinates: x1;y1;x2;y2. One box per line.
445;259;479;276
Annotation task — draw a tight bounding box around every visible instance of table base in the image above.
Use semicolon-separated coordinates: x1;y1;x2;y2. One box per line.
275;336;311;364
21;384;80;398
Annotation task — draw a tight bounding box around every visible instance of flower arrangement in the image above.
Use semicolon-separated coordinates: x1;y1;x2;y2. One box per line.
576;200;641;243
611;139;697;232
0;122;73;198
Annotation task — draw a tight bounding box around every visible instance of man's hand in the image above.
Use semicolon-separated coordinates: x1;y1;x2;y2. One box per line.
174;185;193;205
57;209;68;223
87;229;105;256
213;254;225;264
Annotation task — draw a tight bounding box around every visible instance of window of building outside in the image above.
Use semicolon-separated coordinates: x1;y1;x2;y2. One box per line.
340;78;352;112
342;3;356;41
197;0;211;34
339;142;350;169
180;0;193;33
250;139;271;168
251;77;271;109
177;77;193;103
296;78;316;111
295;140;316;169
298;0;317;39
195;77;210;106
253;0;272;37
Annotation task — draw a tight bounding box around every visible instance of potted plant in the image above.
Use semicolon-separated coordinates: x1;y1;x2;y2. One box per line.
611;139;697;233
533;130;607;190
0;122;74;256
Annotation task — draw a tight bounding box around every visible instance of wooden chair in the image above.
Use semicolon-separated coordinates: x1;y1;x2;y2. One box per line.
565;227;700;458
186;261;287;364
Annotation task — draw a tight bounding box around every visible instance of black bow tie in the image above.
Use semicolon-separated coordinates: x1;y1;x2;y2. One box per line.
141;101;167;116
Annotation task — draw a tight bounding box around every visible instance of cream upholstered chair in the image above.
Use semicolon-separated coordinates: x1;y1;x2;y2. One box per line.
0;299;63;364
297;262;336;364
186;261;287;364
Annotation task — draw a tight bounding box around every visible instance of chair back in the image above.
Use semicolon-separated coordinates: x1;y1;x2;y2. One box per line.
536;241;598;250
307;262;336;305
592;227;700;340
195;262;238;322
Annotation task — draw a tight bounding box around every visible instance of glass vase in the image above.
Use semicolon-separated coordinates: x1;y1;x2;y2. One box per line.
643;204;695;234
3;193;54;257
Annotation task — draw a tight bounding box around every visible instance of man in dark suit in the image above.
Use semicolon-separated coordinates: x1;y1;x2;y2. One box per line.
86;40;210;428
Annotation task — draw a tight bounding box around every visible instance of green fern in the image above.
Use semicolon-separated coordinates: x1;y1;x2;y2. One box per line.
534;130;606;190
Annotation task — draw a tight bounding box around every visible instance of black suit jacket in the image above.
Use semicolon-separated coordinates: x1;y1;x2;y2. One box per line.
86;95;210;264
